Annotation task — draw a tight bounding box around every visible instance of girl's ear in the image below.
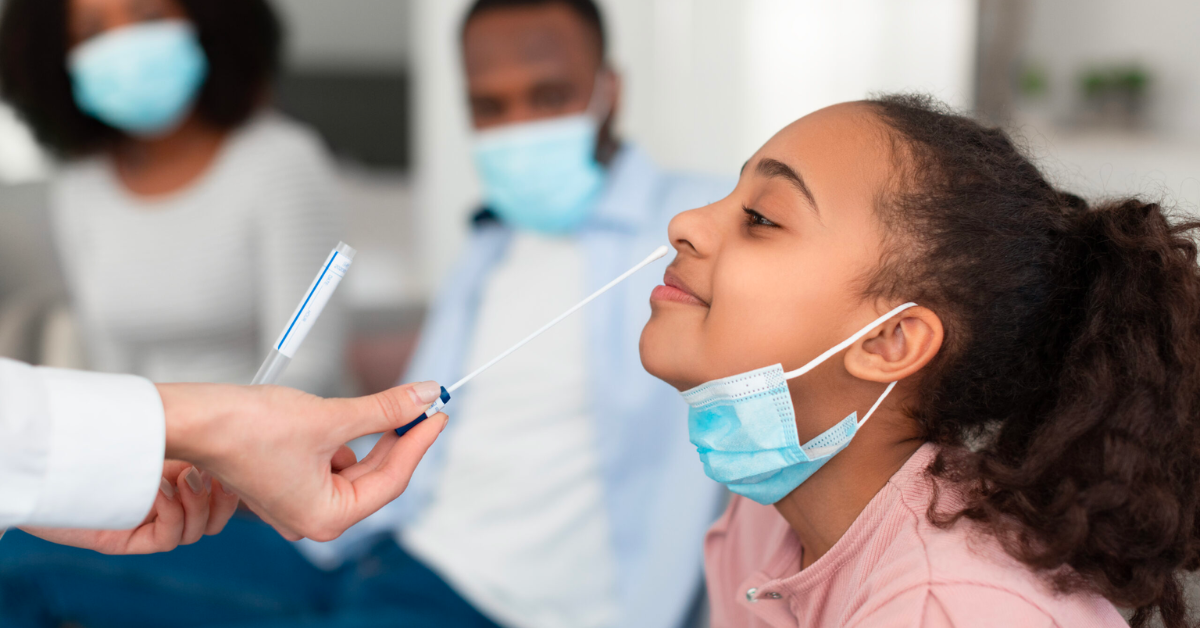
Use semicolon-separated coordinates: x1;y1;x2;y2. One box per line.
844;306;943;383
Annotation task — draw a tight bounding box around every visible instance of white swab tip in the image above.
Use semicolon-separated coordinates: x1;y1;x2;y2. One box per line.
648;245;670;261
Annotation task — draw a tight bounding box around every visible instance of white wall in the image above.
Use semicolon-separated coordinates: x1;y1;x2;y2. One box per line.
1023;0;1200;139
410;0;979;293
410;0;477;293
606;0;748;176
1028;130;1200;214
740;0;976;155
610;0;977;177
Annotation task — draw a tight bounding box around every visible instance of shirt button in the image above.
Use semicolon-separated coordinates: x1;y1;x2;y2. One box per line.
745;588;759;602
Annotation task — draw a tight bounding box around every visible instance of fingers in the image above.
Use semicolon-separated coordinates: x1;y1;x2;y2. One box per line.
205;478;240;536
175;466;210;545
192;382;443;544
125;483;184;554
334;381;443;441
331;445;358;472
339;412;447;530
337;433;394;483
161;460;193;483
277;528;304;542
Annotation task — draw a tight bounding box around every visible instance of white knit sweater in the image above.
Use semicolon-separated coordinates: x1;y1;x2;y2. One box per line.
50;113;347;395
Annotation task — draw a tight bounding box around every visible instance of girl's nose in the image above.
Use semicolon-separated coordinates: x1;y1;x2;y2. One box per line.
669;201;720;260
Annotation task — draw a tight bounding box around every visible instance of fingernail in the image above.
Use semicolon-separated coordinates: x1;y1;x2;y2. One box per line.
409;381;441;404
199;470;213;492
184;467;204;494
216;481;238;498
159;477;176;499
439;414;449;432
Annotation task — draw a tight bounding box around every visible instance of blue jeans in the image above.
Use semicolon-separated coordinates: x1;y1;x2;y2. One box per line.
0;514;502;628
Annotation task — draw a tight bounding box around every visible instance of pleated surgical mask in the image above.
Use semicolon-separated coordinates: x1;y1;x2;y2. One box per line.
470;72;614;234
68;20;208;137
682;303;918;505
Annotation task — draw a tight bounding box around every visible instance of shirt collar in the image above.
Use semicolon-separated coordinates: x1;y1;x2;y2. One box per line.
771;443;940;596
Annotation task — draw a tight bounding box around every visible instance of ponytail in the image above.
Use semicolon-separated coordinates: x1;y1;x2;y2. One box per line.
867;94;1200;627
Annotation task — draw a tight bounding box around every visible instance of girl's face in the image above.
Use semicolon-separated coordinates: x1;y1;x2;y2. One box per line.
641;103;899;415
68;0;187;47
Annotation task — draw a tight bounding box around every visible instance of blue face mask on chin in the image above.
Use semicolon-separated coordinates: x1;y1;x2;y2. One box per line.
471;112;606;234
68;20;209;138
682;303;918;505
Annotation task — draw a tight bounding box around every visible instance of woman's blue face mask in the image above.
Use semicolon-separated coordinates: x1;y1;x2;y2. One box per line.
682;303;917;505
68;20;209;137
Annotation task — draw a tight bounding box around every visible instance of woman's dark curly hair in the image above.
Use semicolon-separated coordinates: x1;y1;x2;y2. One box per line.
864;94;1200;627
0;0;281;156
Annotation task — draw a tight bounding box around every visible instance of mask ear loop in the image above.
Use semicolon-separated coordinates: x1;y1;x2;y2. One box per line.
856;381;896;430
782;302;917;442
783;302;918;380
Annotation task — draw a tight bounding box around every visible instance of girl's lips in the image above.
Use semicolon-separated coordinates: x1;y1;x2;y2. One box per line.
651;284;707;305
652;271;709;306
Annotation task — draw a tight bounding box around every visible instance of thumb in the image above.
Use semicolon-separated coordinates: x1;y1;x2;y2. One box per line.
336;381;444;440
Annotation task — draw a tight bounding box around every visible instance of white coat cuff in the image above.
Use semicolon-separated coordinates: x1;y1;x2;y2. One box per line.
25;368;165;529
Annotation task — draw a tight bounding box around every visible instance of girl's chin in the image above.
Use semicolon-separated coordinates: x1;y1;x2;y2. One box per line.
639;339;677;388
639;349;700;392
639;320;707;391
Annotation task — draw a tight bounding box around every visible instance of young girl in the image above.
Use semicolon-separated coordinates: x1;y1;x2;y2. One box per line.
640;94;1200;627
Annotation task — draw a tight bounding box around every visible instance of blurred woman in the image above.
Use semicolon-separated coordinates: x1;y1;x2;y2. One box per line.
0;0;346;395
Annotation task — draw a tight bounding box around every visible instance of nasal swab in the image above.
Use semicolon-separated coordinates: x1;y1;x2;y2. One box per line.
395;245;670;436
451;244;671;395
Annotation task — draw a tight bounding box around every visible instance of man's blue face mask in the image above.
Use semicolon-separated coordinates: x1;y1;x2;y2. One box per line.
68;20;208;137
682;303;918;505
470;75;612;234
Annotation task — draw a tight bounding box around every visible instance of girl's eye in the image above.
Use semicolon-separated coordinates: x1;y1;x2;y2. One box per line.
743;206;778;228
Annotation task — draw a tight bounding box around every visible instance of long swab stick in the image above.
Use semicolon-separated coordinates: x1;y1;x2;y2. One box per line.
395;245;670;436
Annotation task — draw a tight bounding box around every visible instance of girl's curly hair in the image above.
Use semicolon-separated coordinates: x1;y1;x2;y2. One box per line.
865;94;1200;627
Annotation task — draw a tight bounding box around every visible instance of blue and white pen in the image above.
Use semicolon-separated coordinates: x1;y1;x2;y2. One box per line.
396;245;670;437
252;242;356;386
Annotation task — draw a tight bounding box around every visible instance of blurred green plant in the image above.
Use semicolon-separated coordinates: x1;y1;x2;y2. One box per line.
1018;63;1049;99
1077;63;1152;128
1080;64;1151;100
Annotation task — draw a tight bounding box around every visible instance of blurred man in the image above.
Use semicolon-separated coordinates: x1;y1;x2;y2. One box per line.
297;1;734;627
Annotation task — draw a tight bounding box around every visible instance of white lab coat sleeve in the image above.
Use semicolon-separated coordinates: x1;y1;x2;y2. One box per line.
0;358;165;530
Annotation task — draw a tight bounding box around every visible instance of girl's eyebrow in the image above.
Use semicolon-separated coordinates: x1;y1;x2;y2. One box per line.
755;158;819;214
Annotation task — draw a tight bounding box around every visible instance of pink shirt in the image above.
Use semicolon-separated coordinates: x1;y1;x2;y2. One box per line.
704;443;1127;627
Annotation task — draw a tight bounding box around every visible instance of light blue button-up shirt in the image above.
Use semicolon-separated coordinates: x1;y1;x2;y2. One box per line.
302;145;734;628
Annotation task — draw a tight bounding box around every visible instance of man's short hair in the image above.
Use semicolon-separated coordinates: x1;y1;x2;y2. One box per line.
462;0;606;58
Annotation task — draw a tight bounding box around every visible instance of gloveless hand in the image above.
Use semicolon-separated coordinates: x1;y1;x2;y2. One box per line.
159;380;447;542
22;460;240;554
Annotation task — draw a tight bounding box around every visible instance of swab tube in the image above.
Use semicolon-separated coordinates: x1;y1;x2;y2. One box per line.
251;242;356;386
395;245;670;437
